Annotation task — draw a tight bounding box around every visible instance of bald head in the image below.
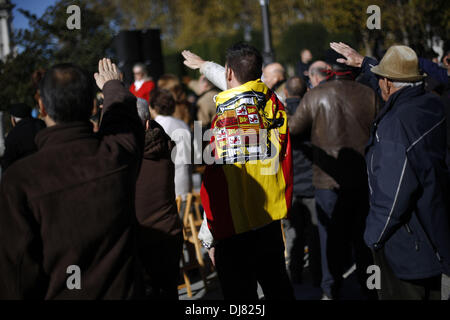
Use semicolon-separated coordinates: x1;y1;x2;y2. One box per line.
263;62;286;89
308;60;330;88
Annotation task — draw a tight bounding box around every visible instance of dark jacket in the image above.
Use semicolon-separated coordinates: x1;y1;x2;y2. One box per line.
0;80;145;299
135;120;182;240
1;117;46;171
135;120;183;297
288;75;379;190
285;97;314;198
363;83;450;279
297;61;310;83
443;86;450;166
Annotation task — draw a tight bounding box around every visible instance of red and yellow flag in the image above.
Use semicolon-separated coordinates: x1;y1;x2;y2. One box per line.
200;79;293;240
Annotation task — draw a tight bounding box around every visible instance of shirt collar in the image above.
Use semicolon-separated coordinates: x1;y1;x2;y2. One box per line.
35;121;94;150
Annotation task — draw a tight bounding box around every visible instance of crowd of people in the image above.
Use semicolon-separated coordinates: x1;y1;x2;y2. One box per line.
0;38;449;300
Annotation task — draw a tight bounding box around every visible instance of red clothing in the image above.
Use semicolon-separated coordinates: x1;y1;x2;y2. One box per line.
129;80;155;102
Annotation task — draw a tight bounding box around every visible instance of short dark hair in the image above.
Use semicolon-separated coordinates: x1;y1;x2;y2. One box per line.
225;42;263;84
39;63;94;123
149;89;176;116
285;76;307;98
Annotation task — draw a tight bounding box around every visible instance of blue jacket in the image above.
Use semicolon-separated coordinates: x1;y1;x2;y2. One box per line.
362;58;450;280
419;58;449;85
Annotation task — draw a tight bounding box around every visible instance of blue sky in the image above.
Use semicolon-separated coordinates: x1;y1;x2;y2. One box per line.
11;0;57;30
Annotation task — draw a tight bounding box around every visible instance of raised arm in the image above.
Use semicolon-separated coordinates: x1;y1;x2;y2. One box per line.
94;58;144;157
330;42;381;95
182;50;227;91
419;58;450;84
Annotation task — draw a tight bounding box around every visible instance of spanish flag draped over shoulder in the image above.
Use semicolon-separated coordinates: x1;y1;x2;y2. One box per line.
200;79;293;240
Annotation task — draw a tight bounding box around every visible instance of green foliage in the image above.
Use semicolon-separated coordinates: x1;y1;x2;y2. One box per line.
276;22;328;66
0;0;115;112
163;29;263;79
1;0;449;112
275;22;357;67
17;0;115;72
0;49;44;111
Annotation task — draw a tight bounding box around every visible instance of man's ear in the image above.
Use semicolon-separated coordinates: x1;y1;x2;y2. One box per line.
226;66;233;82
38;97;47;117
385;78;393;94
38;97;57;127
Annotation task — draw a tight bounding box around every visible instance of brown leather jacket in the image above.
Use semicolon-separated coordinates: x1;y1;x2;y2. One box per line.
288;76;379;190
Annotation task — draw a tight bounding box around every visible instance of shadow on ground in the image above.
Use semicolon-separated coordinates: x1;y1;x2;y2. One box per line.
178;248;368;300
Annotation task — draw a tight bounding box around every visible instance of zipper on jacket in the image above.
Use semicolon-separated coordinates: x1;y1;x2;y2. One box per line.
409;215;443;261
405;223;419;251
405;223;412;234
367;168;373;195
370;152;374;174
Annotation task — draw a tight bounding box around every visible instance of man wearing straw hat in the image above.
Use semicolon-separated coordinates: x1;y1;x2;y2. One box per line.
331;42;450;300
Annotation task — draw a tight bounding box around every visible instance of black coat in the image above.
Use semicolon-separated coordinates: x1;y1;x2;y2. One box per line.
1;118;45;172
135;120;183;298
286;97;314;198
0;80;145;299
296;61;310;83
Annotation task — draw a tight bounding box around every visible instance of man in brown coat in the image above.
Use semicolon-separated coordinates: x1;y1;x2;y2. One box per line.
0;59;144;299
288;50;379;300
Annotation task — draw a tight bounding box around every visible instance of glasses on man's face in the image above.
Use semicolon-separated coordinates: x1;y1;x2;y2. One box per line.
134;72;143;75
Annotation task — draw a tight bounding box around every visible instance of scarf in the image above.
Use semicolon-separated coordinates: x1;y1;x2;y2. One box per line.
325;69;355;81
134;79;145;91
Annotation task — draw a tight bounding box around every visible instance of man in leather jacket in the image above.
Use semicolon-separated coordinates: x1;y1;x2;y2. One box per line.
288;50;379;299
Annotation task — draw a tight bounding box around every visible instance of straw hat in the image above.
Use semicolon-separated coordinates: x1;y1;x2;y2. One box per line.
371;45;426;82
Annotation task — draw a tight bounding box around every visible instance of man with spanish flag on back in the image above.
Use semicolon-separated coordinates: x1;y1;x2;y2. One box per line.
182;43;295;300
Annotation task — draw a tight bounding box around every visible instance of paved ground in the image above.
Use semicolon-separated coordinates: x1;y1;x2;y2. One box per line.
178;268;367;300
178;246;367;300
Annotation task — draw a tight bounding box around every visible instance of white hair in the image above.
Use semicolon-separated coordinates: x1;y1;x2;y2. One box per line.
136;98;150;126
392;81;423;88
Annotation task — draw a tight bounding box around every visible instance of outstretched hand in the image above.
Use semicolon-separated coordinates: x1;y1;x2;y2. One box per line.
182;50;206;70
330;42;364;68
94;58;121;90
